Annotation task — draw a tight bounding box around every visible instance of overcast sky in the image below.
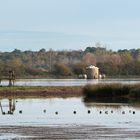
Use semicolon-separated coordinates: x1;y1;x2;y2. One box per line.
0;0;140;52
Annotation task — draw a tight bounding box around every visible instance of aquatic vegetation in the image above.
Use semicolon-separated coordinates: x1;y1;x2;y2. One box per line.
129;87;140;98
83;84;140;98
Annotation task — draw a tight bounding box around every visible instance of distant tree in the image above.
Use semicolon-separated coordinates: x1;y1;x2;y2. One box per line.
1;46;140;78
119;52;133;64
53;64;72;76
39;48;46;53
84;43;111;55
72;63;86;75
84;47;96;53
12;49;22;54
134;49;140;61
97;62;119;76
83;53;96;65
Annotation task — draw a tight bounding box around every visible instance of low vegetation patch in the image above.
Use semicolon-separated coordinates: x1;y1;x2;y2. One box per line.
0;86;82;98
83;84;140;98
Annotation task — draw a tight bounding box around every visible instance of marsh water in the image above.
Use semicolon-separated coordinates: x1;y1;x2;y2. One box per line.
0;79;140;139
0;97;140;128
1;78;140;86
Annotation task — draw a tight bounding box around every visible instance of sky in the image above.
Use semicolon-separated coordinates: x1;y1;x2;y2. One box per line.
0;0;140;52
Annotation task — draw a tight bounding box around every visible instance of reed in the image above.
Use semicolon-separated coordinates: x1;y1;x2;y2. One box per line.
83;84;140;98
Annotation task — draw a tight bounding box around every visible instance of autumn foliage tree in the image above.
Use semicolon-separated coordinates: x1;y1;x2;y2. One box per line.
53;64;72;77
0;46;140;78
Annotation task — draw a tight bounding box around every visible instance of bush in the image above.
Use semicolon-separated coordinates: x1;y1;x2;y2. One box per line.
53;64;72;76
83;84;140;98
129;87;140;98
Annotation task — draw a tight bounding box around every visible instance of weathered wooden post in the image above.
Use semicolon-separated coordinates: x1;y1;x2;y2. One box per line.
8;70;15;86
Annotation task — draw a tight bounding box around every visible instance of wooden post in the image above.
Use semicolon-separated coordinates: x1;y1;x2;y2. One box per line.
8;70;15;86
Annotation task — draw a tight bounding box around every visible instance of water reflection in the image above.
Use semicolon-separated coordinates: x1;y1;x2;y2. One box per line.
83;97;140;108
0;97;140;117
0;97;139;128
0;99;16;115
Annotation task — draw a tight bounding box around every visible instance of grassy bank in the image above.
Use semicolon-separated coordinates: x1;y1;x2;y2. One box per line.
83;84;140;98
0;86;82;98
1;84;140;99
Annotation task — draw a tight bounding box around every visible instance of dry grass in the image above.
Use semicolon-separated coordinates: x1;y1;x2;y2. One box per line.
0;86;83;98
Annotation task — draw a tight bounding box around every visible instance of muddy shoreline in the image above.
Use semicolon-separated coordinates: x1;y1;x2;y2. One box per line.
0;125;140;139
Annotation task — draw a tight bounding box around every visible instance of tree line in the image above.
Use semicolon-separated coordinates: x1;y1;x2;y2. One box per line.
0;44;140;78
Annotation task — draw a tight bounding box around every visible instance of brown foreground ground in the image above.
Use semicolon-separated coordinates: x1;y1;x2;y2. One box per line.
0;125;140;140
